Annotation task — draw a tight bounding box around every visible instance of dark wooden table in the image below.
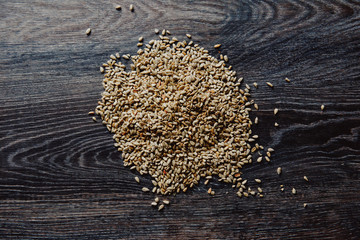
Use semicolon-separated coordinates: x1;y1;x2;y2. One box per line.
1;0;360;239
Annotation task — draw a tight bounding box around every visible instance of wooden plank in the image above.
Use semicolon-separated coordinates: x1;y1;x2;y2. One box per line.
1;0;360;239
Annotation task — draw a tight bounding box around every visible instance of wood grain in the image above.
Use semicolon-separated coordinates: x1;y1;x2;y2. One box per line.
1;0;360;239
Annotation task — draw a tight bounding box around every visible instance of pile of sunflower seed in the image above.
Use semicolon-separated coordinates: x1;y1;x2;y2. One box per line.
95;31;269;198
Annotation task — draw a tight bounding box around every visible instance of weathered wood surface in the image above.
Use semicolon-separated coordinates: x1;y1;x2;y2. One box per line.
1;0;360;239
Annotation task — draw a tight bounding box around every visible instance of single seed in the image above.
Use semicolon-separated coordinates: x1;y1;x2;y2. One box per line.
274;122;279;127
285;77;290;82
224;55;228;62
129;4;134;11
155;197;159;203
280;188;284;192
265;156;270;162
92;117;97;122
321;105;325;111
138;36;144;42
154;28;159;34
207;188;212;194
163;200;170;205
255;117;258;124
214;44;221;49
100;67;104;73
257;187;263;193
256;157;262;163
267;148;274;152
166;30;171;35
158;204;164;211
292;188;296;195
137;43;143;47
135;176;140;183
277;167;282;175
274;108;279;115
151;202;157;206
186;34;192;39
253;82;258;88
161;29;166;36
304;176;309;181
266;82;273;88
254;103;259;110
88;111;94;115
303;203;307;208
255;179;261;183
115;5;121;10
85;28;91;35
142;187;150;192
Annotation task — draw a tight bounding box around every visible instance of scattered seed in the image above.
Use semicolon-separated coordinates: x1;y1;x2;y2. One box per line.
155;197;159;203
292;188;296;195
154;28;159;34
277;167;282;175
86;28;91;35
142;187;150;192
224;55;228;62
137;43;143;47
285;77;290;83
100;67;104;73
321;104;325;111
88;111;95;115
186;34;192;39
256;157;262;163
257;187;263;193
207;188;212;194
274;122;279;127
138;36;144;42
214;44;221;49
129;4;134;11
151;202;157;206
163;200;170;205
135;176;140;183
304;176;309;181
115;5;122;10
274;108;279;115
161;29;166;36
254;117;258;124
266;82;273;88
303;203;307;208
265;156;270;162
267;148;274;152
255;179;261;183
253;82;258;88
254;103;259;110
92;117;97;122
158;204;164;211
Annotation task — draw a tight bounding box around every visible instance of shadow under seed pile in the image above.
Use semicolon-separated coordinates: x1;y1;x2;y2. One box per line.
95;34;266;196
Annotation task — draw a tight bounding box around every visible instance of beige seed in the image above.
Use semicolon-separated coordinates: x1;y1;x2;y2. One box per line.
280;188;284;192
265;156;270;162
304;176;309;181
135;176;140;183
100;67;104;73
303;203;307;208
253;82;258;88
166;30;171;35
285;77;290;82
254;103;259;110
155;197;159;203
186;34;192;39
161;29;166;36
142;187;150;192
274;122;279;127
266;82;273;88
214;44;221;49
115;5;121;10
292;188;296;195
207;188;212;194
163;200;170;205
92;117;97;122
274;108;279;115
321;104;325;111
256;157;262;163
137;43;143;47
88;111;95;115
151;202;157;206
257;187;263;193
224;55;228;62
158;204;164;211
129;4;134;11
138;36;144;42
267;148;274;152
255;179;261;183
154;28;159;34
85;28;91;35
277;167;282;175
254;117;258;124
